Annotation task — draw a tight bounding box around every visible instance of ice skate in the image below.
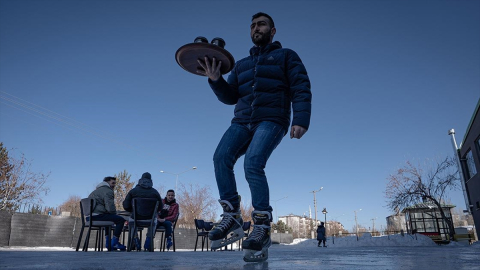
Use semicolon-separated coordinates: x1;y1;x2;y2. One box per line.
242;211;272;262
209;199;244;250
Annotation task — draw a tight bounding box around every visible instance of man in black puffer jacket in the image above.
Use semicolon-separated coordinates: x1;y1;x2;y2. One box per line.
197;12;312;262
123;172;162;251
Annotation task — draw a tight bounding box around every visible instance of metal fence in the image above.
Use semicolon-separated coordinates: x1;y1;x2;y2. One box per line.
330;230;414;243
13;204;68;216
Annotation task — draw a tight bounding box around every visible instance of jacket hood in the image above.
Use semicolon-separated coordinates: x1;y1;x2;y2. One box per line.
96;181;111;190
137;177;153;189
249;41;282;56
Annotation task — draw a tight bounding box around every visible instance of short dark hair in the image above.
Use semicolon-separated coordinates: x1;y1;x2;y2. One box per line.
167;189;175;194
252;12;274;28
103;176;116;182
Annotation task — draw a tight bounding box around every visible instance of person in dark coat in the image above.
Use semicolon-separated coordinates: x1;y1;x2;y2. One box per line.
197;11;312;257
317;222;326;247
122;172;162;251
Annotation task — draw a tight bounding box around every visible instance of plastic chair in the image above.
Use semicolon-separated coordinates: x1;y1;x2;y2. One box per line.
203;221;214;251
156;212;179;252
75;198;114;252
127;198;159;252
194;219;209;251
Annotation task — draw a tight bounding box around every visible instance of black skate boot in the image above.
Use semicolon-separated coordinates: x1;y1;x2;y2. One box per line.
242;211;272;262
209;199;244;250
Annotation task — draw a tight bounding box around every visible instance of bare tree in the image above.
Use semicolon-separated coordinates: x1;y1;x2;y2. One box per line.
59;195;82;217
176;182;217;229
113;170;134;211
155;184;167;199
240;200;254;224
385;156;460;238
0;142;50;212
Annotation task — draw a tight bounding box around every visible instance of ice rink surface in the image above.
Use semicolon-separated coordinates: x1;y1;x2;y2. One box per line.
1;236;479;270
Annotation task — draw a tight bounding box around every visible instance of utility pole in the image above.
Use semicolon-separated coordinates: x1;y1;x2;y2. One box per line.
371;217;376;235
354;209;362;240
448;129;471;214
272;196;288;223
310;187;323;227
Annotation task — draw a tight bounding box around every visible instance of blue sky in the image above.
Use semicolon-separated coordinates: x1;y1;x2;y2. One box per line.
1;0;479;231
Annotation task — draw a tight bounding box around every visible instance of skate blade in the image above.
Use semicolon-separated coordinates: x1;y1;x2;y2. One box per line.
210;227;244;250
243;248;268;262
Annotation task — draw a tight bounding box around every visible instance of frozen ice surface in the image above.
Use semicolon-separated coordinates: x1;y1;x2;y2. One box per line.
0;234;478;270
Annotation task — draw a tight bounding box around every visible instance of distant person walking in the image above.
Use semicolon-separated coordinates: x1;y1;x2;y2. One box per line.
317;222;326;247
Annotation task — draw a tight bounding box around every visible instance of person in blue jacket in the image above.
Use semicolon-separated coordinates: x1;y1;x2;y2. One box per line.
197;12;312;262
317;222;327;247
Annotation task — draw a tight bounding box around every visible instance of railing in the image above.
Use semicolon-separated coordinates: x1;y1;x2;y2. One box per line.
330;230;416;243
8;204;67;216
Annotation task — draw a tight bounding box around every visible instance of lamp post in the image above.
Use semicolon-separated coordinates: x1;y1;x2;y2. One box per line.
322;208;327;226
160;166;197;191
272;196;288;223
310;187;323;227
354;208;362;241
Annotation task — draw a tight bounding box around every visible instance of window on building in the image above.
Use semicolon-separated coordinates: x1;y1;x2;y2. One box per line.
424;220;437;232
465;150;477;179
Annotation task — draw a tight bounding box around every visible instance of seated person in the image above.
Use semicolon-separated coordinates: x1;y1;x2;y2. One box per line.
123;172;162;251
88;176;126;251
157;189;179;250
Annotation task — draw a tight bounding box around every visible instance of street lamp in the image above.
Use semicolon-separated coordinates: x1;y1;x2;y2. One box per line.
310;187;323;227
322;208;328;226
272;196;288;223
354;208;362;241
160;166;197;191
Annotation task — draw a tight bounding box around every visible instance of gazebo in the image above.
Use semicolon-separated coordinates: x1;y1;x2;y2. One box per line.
402;202;455;243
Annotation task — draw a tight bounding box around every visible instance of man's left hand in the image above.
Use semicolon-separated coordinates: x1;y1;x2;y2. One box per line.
290;125;307;139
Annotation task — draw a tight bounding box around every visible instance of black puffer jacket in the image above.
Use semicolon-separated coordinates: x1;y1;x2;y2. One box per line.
209;41;312;132
123;177;162;217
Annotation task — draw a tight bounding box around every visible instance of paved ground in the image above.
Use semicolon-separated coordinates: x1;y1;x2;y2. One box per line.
0;245;479;270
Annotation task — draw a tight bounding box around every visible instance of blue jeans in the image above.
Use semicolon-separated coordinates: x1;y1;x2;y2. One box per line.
213;121;286;213
156;220;173;238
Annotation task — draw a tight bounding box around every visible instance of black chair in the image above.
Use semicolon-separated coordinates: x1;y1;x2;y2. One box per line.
116;221;143;251
76;198;114;252
156;213;179;252
127;198;159;252
194;219;209;251
239;221;251;250
203;221;214;251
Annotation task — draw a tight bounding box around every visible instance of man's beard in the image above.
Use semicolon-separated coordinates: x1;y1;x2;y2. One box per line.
251;31;271;47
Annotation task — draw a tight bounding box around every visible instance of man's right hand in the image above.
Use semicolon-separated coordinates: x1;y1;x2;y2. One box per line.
197;56;222;81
